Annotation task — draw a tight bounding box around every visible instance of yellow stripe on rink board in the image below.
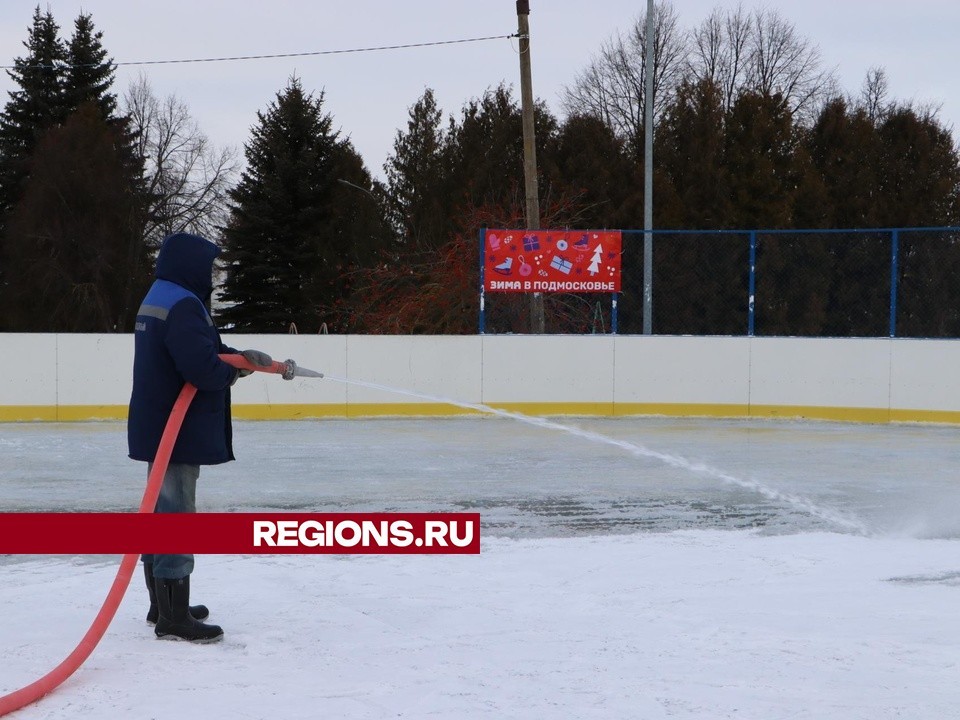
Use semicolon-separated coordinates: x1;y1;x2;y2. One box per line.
0;405;129;422
236;402;612;418
234;403;520;419
2;402;960;425
613;403;751;419
56;405;128;421
888;408;960;425
614;403;900;424
483;402;615;417
232;403;348;420
747;404;891;424
0;406;59;422
345;403;484;418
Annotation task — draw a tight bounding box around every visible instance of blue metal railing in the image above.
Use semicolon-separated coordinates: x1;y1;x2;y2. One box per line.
480;227;960;337
620;226;960;338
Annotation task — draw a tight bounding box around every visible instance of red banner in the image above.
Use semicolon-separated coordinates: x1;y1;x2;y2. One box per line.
0;513;480;554
483;229;622;293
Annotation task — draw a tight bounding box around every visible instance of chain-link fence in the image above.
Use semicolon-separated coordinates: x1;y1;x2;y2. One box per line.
481;228;960;337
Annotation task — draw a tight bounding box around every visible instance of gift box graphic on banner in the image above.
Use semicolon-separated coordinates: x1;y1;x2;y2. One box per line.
550;256;573;274
483;230;622;292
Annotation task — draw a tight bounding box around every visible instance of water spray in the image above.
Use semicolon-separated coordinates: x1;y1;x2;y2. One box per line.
324;373;868;535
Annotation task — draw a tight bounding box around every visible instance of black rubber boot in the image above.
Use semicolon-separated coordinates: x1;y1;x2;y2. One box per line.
144;562;209;625
154;576;223;643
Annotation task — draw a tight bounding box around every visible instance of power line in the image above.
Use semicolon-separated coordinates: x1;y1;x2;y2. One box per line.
1;33;519;70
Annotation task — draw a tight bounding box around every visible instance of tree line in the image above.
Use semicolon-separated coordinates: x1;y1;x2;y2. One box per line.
1;3;958;336
0;8;234;332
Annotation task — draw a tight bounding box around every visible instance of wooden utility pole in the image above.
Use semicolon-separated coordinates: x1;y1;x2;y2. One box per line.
516;0;545;333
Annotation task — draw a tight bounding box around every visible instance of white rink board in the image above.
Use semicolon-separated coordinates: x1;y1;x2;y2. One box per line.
3;333;960;421
889;339;960;412
481;335;615;405
614;336;750;406
345;335;483;407
748;337;891;409
56;334;133;406
0;334;58;408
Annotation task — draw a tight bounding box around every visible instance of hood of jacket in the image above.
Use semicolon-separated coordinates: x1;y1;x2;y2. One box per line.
155;232;221;302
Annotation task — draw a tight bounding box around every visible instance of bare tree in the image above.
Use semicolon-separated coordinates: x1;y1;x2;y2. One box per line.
562;0;686;157
688;5;836;123
123;74;237;248
688;5;752;113
749;8;834;120
856;67;889;121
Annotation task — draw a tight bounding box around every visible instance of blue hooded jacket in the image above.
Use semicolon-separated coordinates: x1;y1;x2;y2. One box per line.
128;232;239;465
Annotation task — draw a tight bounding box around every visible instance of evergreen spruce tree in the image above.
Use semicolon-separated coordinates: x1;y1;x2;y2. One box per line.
219;77;388;333
448;85;532;209
63;12;118;119
0;8;147;331
0;7;67;322
723;92;800;229
550;113;635;229
62;11;145;215
803;98;882;228
0;7;67;218
654;79;732;229
383;88;449;249
648;79;747;335
3;103;150;331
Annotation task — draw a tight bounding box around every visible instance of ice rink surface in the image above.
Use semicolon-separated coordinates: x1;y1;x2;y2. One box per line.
2;416;960;718
3;416;959;538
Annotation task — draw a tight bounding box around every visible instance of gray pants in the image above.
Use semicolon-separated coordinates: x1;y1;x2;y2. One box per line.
141;462;199;579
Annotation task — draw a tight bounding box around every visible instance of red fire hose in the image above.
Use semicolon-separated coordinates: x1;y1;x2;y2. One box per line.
0;354;289;717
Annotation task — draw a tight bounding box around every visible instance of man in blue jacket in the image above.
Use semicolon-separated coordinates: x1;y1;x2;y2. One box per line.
128;231;276;643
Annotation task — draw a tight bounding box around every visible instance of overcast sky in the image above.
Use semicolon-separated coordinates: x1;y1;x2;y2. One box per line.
1;1;957;181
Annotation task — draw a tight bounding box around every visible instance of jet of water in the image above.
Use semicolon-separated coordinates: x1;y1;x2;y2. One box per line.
322;374;869;535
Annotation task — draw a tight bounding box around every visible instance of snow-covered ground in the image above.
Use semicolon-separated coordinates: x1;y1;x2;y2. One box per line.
2;417;960;719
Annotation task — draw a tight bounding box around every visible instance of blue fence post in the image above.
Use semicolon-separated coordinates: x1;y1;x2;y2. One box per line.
479;228;486;334
889;229;899;338
748;231;757;337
